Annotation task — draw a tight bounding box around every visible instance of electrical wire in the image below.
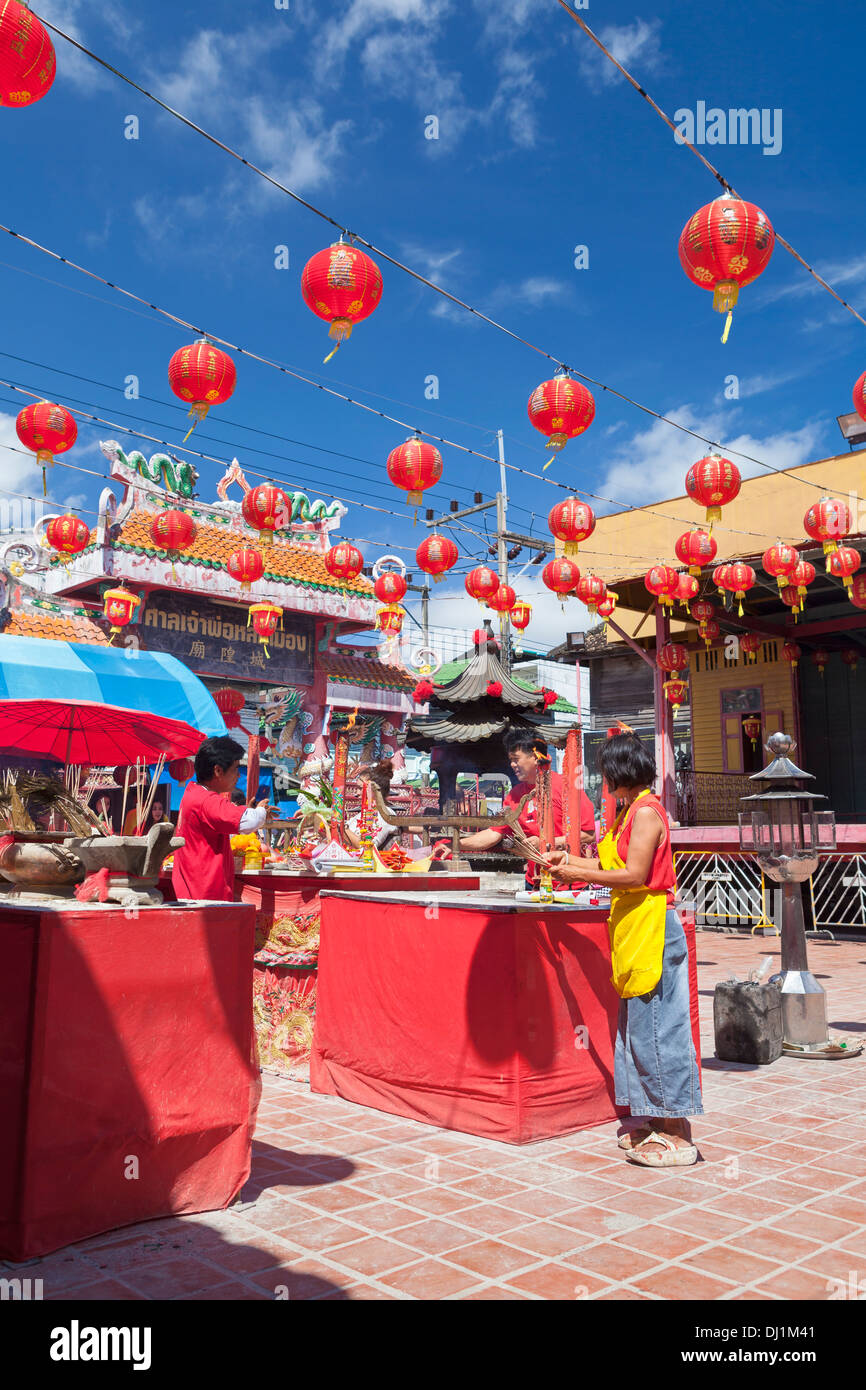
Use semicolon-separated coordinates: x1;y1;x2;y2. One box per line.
553;0;866;331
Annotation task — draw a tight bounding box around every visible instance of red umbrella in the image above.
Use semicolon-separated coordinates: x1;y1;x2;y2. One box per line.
0;699;206;766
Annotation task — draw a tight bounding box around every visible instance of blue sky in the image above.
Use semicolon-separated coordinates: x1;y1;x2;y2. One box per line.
1;0;864;650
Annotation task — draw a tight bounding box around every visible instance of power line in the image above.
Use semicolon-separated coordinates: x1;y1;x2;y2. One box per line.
553;0;866;331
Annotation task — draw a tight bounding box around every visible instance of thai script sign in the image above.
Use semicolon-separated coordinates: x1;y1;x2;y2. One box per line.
140;593;314;684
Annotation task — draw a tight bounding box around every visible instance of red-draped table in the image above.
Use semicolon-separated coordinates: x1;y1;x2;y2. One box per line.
311;891;701;1144
0;899;257;1261
236;870;480;1077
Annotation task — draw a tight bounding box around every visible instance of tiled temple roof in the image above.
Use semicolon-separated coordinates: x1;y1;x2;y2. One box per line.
105;510;375;596
3;607;108;645
322;654;414;691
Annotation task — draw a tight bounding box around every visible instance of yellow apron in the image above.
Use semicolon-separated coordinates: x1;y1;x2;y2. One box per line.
598;790;667;999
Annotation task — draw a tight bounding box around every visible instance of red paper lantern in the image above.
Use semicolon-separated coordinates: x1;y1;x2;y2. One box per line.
841;647;859;672
374;571;408;605
527;371;595;462
780;584;802;621
249;601;283;655
762;542;799;591
168;758;194;782
850;574;866;611
242;482;290;548
803;497;851;555
227;546;265;593
542;557;580;598
510;600;532;631
416;533;458;583
168;339;236;435
678;194;775;342
812;648;830;677
782;641;802;668
45;514;89;561
301;242;383;358
576;573;606;616
412;679;435;703
675;528;717;575
324;541;364;582
548;498;596;556
790;558;816;612
675;571;700;607
0;1;55;107
386;435;443;512
854;370;866;423
701;618;721;649
743;715;762;748
690;598;716;638
658;642;688;674
685;454;741;525
102;585;141;643
212;688;245;728
827;544;861;591
486;681;503;699
465;565;501;605
712;563;731;596
720;561;756;616
740;632;762;663
644;564;678;609
16;400;77;492
487;584;516;614
151;509;196;569
597;593;617;622
663;678;689;712
377;605;405;635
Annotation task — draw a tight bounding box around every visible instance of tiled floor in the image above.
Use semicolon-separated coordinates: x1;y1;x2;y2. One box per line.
8;931;866;1300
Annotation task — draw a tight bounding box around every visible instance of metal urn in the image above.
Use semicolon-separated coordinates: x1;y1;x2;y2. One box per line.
738;732;858;1059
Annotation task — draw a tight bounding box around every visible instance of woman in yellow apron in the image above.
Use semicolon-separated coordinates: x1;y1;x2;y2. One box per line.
543;733;702;1167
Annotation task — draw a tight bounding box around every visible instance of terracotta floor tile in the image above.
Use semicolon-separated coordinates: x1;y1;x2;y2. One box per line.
665;1208;750;1241
350;1173;431;1199
505;1222;592;1259
270;1216;371;1254
593;1286;653;1300
462;1286;531;1299
797;1248;866;1282
444;1239;539;1280
322;1236;419;1277
250;1260;354;1300
447;1175;532;1201
177;1281;271;1301
545;1151;616;1174
345;1203;431;1234
118;1258;229;1299
565;1242;662;1282
546;1176;631;1205
386;1219;476;1257
554;1207;643;1239
616;1223;707;1261
379;1260;482;1299
337;1285;399;1300
837;1231;866;1260
631;1266;739;1301
702;1192;790;1223
506;1264;611;1300
450;1204;532;1236
726;1224;822;1264
197;1234;304;1274
47;1279;150;1301
399;1188;477;1218
295;1185;380;1213
750;1266;837;1300
499;1189;582;1219
680;1244;782;1286
800;1193;866;1223
597;1190;693;1221
767;1209;859;1244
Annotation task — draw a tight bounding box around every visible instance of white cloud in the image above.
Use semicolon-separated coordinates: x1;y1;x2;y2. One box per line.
490;276;569;309
594;405;826;509
35;1;140;93
577;19;664;91
0;411;44;529
759;253;866;307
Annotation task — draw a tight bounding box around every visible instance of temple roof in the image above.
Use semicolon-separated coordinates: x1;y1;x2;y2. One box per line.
322;653;414;692
103;509;374;597
407;712;565;748
1;599;108;646
432;641;543;705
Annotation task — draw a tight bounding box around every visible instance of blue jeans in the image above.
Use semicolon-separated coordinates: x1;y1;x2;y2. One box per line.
614;908;704;1120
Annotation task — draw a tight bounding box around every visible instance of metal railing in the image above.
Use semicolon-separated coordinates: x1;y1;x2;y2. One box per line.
674;850;771;930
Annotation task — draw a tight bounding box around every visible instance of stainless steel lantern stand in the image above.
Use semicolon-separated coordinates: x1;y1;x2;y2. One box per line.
738;732;861;1059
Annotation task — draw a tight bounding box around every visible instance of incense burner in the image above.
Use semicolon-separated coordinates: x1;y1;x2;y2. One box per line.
0;823;182;906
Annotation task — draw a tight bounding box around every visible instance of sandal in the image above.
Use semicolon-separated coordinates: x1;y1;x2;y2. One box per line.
625;1130;698;1168
617;1124;653;1150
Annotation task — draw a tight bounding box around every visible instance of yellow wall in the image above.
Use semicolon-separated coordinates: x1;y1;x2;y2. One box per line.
690;637;795;773
583;451;863;595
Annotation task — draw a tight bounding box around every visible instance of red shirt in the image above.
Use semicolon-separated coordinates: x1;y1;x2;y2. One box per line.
172;782;244;902
500;772;596;886
615;793;676;905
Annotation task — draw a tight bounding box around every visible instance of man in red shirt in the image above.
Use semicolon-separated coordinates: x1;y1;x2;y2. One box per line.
457;733;596;882
172;736;271;902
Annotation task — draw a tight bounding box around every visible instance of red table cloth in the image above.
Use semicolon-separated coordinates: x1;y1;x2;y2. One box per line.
311;892;701;1144
0;900;257;1260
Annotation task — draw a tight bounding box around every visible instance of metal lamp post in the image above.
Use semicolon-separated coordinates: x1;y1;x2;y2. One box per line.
738;731;860;1059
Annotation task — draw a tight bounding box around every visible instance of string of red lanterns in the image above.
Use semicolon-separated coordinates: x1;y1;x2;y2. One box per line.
528;371;595;467
301;241;383;362
548;498;596;557
685;454;742;527
168;338;236;440
16;401;77;495
465;565;501;607
324;541;365;583
416;534;459;583
675;528;717;575
386;435;443;520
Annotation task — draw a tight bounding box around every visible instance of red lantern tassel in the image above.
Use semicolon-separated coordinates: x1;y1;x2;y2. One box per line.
182;403;211;443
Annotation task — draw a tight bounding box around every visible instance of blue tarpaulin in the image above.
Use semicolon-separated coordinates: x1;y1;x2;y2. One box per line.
0;635;227;737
